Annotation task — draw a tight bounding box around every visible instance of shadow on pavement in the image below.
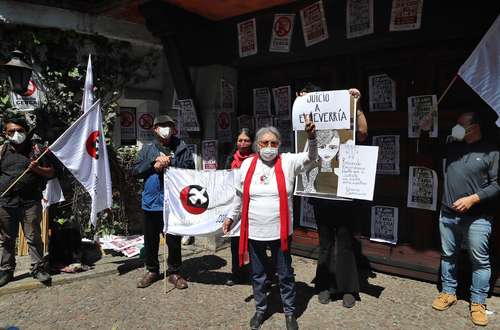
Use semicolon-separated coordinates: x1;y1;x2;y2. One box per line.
265;281;315;318
115;258;144;275
181;255;229;285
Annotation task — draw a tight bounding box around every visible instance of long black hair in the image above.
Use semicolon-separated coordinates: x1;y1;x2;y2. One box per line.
224;128;254;169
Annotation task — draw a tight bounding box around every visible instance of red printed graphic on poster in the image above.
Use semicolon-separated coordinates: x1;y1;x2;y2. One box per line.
300;0;329;47
272;85;291;116
202;140;218;170
389;0;424;31
119;107;137;145
10;72;46;111
270;14;295;53
237;18;258;57
137;111;155;142
346;0;374;39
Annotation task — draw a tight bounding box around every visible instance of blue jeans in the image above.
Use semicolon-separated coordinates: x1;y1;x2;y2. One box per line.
439;210;492;304
249;238;296;315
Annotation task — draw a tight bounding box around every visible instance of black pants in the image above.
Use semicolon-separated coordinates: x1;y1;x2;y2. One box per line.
314;202;359;294
143;210;182;274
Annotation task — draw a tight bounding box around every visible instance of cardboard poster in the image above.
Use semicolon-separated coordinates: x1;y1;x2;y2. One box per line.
202;140;218;170
372;135;400;175
299;197;318;229
371;206;398;244
119;107;137;145
407;166;438;211
389;0;424;32
274;115;294;153
178;99;200;132
300;0;329;47
292;90;351;130
346;0;374;39
368;74;397;112
253;88;271;116
295;97;356;200
337;144;379;201
237;114;254;131
408;94;438;138
136;110;155;142
238;18;258;57
255;115;274;130
272;85;292;116
270;14;295;52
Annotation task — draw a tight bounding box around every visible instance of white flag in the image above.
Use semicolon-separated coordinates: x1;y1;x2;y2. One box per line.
41;178;65;210
458;15;500;127
49;100;112;226
163;168;236;236
82;54;95;113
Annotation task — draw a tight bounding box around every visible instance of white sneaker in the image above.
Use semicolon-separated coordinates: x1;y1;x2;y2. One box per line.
181;236;194;245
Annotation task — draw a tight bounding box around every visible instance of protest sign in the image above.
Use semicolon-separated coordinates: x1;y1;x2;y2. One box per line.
368;74;397;112
270;14;295;52
238;18;258;57
237;114;255;131
408;95;438;138
119;107;136;145
372;135;400;175
346;0;374;39
202;140;218;170
136;110;155;142
371;206;398;244
389;0;424;31
295;96;356;200
179;99;200;132
272;85;292;116
292;90;350;130
253;88;271;116
407;166;438;211
10;71;46;112
337;144;379;201
300;0;329;47
299;197;318;229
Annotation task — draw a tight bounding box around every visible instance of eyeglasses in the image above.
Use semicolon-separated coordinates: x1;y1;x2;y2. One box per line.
258;140;279;148
5;128;25;135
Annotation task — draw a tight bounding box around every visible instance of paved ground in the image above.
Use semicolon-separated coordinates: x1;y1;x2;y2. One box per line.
0;244;499;330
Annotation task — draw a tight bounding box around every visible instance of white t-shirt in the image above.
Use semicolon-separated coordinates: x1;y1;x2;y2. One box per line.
229;143;317;240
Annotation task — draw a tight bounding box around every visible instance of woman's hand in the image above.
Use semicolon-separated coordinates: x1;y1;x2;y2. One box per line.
304;112;316;139
222;218;234;235
348;88;361;99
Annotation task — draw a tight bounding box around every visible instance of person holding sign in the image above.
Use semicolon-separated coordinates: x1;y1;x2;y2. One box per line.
432;112;499;326
297;84;368;309
222;116;317;330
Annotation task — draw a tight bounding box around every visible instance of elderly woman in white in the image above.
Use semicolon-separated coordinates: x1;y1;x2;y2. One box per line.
223;115;317;330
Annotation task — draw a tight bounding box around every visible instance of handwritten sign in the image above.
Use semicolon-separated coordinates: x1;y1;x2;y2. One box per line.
337;144;378;201
292;90;351;130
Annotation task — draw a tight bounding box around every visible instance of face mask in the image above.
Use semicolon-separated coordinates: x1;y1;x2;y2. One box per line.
157;126;172;139
451;124;465;141
8;131;26;145
259;147;278;161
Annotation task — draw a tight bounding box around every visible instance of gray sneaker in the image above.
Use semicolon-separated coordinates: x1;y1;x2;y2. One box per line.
32;269;51;283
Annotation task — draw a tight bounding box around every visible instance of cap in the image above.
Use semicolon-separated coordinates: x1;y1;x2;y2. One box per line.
153;114;175;126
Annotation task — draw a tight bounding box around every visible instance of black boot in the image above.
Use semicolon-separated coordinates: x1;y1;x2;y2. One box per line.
285;315;298;330
0;270;14;287
249;312;265;330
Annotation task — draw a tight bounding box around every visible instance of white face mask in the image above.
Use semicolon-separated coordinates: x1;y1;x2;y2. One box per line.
451;124;465;141
157;126;172;140
259;147;278;161
8;131;26;145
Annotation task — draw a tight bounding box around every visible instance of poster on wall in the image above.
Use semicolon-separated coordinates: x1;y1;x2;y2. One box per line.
253;88;271;116
299;197;318;229
300;0;329;47
172;89;181;110
407;166;438;211
202;140;218;170
371;206;398;245
237;18;258;57
237;114;254;131
274;115;294;153
389;0;424;32
337;144;379;201
408;95;438;138
346;0;374;39
291;90;351;130
10;71;46;112
255;115;274;130
221;79;235;112
368;74;397;112
270;14;295;53
294;97;356;200
372;135;400;175
119;107;137;145
178;99;200;132
272;85;292;116
136;110;155;142
216;110;232;142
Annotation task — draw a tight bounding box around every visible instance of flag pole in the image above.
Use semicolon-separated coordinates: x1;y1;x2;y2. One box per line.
163;233;167;293
437;75;458;104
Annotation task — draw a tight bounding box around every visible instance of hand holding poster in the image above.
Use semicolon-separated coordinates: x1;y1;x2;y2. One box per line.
407;166;438;211
292;90;351;130
270;14;295;53
408;95;438;138
337;144;379;201
371;206;398;244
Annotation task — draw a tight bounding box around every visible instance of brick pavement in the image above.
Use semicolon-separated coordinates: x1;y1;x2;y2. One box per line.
0;245;498;329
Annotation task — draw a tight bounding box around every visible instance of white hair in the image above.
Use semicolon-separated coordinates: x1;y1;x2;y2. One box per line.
254;126;281;150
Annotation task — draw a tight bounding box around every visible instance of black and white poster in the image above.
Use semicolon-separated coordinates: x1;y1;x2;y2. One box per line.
255;115;274;130
346;0;374;39
237;114;255;131
371;206;398;244
179;99;200;132
300;0;329;47
299;197;318;229
272;85;292;116
372;135;400;175
274;115;294;153
408;95;438;138
407;166;438;211
238;18;258;57
253;88;271;116
389;0;424;32
369;74;397;112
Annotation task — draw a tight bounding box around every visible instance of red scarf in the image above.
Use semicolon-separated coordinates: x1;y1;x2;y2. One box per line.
231;150;254;169
239;155;290;267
